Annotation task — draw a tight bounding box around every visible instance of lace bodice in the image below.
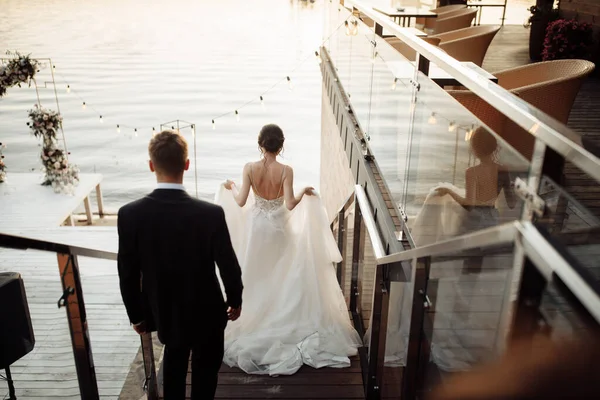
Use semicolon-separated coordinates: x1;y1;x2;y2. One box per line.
253;195;285;214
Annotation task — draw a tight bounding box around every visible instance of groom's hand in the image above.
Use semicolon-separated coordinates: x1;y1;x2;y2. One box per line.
227;306;241;321
132;321;146;334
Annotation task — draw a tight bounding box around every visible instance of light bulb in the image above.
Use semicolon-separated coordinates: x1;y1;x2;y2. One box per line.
99;115;103;123
371;52;378;64
235;111;240;122
191;124;195;137
345;21;351;36
465;125;475;141
391;78;398;91
350;20;359;36
286;76;293;90
260;96;265;109
448;122;456;132
117;124;120;133
428;113;437;125
134;128;138;137
152;127;156;136
212;119;216;130
66;85;71;93
82;102;86;110
315;51;322;64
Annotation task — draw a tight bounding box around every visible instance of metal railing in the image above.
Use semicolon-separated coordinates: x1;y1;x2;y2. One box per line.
0;232;159;400
323;1;600;398
335;185;600;399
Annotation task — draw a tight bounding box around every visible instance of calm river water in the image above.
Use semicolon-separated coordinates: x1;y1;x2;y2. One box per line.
0;0;327;209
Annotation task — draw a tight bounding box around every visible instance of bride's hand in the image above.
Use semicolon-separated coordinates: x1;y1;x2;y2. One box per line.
304;187;315;196
436;187;451;196
224;180;235;190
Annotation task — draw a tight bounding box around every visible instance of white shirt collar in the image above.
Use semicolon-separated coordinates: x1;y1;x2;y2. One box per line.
156;183;186;191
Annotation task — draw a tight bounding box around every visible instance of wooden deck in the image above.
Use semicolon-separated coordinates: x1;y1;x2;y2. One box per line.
157;359;365;399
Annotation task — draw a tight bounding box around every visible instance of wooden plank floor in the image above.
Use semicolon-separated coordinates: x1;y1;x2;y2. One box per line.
161;358;365;399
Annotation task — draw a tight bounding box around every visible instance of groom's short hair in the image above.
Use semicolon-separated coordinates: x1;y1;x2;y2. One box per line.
148;130;188;176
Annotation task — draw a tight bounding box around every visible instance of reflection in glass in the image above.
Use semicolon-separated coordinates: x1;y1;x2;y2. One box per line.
409;127;518;246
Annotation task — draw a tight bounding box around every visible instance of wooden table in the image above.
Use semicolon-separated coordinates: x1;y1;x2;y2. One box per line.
373;5;437;27
467;0;508;26
387;60;498;87
0;173;104;229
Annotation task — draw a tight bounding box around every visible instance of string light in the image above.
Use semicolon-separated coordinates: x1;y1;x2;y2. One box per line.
212;119;216;130
191;124;195;137
260;96;265;109
235;110;240;122
345;21;351;35
82;102;86;110
351;20;359;36
66;85;70;93
134;128;138;137
391;78;398;91
116;124;120;133
371;51;378;64
152;127;156;136
315;51;322;64
99;115;103;123
428;112;437;124
448;121;456;132
287;76;293;90
465;125;475;141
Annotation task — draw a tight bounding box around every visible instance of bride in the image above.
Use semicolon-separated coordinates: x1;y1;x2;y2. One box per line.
216;124;362;376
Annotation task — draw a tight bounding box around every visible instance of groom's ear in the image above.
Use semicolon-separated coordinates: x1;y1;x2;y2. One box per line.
149;160;155;173
184;159;190;171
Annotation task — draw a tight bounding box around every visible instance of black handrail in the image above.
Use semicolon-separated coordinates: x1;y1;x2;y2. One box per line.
0;232;116;260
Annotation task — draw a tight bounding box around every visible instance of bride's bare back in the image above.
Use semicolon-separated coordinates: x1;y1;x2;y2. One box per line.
249;161;286;201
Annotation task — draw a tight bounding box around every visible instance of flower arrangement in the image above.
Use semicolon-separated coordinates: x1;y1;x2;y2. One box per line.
0;143;6;183
0;51;39;97
525;4;558;27
542;19;594;61
27;105;79;193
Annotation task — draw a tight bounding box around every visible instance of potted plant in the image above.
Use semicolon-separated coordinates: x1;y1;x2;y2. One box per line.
542;19;594;61
525;0;559;61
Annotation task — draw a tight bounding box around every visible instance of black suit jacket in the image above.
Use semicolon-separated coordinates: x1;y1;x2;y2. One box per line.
117;189;243;347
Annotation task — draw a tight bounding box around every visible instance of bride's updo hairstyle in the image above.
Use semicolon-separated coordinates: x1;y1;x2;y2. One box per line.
470;127;499;160
258;124;285;156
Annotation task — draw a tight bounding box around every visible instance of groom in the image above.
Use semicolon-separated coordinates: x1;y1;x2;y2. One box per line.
117;130;243;399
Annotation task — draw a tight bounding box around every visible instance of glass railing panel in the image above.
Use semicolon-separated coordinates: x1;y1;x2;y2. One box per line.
366;35;417;207
346;17;376;132
416;243;517;397
379;260;414;399
536;176;600;292
405;73;530;246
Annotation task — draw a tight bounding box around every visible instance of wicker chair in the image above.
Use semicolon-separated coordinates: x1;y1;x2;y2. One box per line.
430;25;500;66
428;8;477;34
448;59;596;160
384;37;442;61
416;4;467;30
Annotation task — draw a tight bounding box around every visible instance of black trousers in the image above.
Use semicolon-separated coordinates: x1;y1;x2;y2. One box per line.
162;327;225;400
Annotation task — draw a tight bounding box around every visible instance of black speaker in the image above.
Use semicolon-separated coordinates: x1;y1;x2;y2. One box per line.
0;272;35;369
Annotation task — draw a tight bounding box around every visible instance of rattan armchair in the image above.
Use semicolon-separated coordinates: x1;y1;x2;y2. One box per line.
448;59;596;160
428;8;477;34
430;25;500;66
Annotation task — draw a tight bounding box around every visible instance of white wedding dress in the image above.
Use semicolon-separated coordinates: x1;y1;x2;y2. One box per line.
215;185;362;376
